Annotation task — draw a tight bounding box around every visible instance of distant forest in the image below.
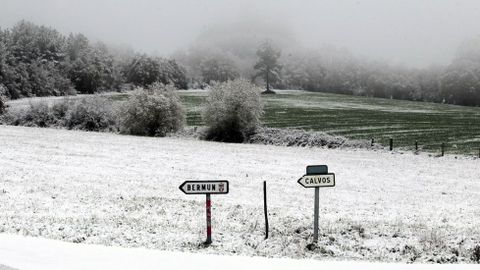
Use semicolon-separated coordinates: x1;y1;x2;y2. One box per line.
176;21;480;107
0;20;188;99
1;20;480;107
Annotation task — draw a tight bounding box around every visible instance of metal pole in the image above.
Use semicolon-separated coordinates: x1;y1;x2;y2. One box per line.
313;187;319;243
205;193;212;245
263;181;269;239
389;138;393;151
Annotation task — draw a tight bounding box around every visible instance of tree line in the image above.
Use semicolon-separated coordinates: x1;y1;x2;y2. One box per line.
1;20;480;107
176;23;480;107
0;20;187;100
277;44;480;107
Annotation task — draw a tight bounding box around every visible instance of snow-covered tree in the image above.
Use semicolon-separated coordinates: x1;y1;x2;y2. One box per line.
200;56;239;84
125;54;187;89
120;83;185;136
203;78;263;142
440;38;480;106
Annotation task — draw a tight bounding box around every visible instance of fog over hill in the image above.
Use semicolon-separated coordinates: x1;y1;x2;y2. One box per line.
1;0;480;106
1;0;480;67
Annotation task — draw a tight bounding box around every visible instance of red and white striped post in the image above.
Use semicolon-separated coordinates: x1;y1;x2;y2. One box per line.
178;180;229;246
205;193;212;245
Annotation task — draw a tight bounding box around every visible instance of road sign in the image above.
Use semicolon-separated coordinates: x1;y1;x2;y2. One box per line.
306;165;328;175
179;180;229;195
179;180;229;245
298;165;336;247
297;174;335;188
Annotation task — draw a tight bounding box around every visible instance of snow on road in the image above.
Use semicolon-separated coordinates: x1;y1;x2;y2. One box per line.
0;264;17;270
0;234;478;270
0;125;479;263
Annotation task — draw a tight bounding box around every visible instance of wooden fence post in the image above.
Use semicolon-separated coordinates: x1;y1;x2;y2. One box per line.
389;138;393;151
263;181;269;239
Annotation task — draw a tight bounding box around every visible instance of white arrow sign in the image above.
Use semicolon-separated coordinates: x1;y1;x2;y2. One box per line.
179;181;229;195
297;174;335;188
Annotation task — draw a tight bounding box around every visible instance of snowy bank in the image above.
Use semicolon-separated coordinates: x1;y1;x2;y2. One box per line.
0;234;478;270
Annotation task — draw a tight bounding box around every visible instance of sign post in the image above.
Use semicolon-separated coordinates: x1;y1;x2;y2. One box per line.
206;193;212;244
297;165;335;246
179;180;229;245
313;186;320;241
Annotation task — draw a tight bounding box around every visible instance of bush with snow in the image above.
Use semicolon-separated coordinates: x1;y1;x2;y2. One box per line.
248;127;346;148
248;127;378;149
0;96;6;115
119;83;185;136
0;84;7;115
472;245;480;263
203;79;263;142
11;101;58;127
1;97;118;131
65;98;118;132
1;99;71;127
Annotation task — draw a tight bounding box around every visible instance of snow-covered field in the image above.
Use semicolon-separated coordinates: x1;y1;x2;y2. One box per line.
0;125;479;264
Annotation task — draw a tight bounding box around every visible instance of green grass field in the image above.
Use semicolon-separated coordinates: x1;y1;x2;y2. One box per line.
6;90;480;155
179;90;480;155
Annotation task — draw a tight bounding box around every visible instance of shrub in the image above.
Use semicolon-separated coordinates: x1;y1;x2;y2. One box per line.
22;101;57;127
0;96;5;115
247;127;377;149
65;97;118;132
119;83;185;136
51;99;70;121
1;97;118;132
419;229;445;251
0;84;7;115
2;100;64;127
472;245;480;263
203;79;263;142
248;127;346;148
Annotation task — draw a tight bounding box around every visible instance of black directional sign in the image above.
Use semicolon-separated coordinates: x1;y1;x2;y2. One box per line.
179;180;229;195
297;173;335;188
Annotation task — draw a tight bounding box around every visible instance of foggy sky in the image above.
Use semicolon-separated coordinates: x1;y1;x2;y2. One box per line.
1;0;480;67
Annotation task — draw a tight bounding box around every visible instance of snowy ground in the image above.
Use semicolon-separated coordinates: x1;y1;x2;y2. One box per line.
0;125;479;264
0;264;17;270
1;234;479;270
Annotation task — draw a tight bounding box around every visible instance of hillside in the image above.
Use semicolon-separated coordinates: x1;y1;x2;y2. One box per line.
180;90;480;154
0;125;479;263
